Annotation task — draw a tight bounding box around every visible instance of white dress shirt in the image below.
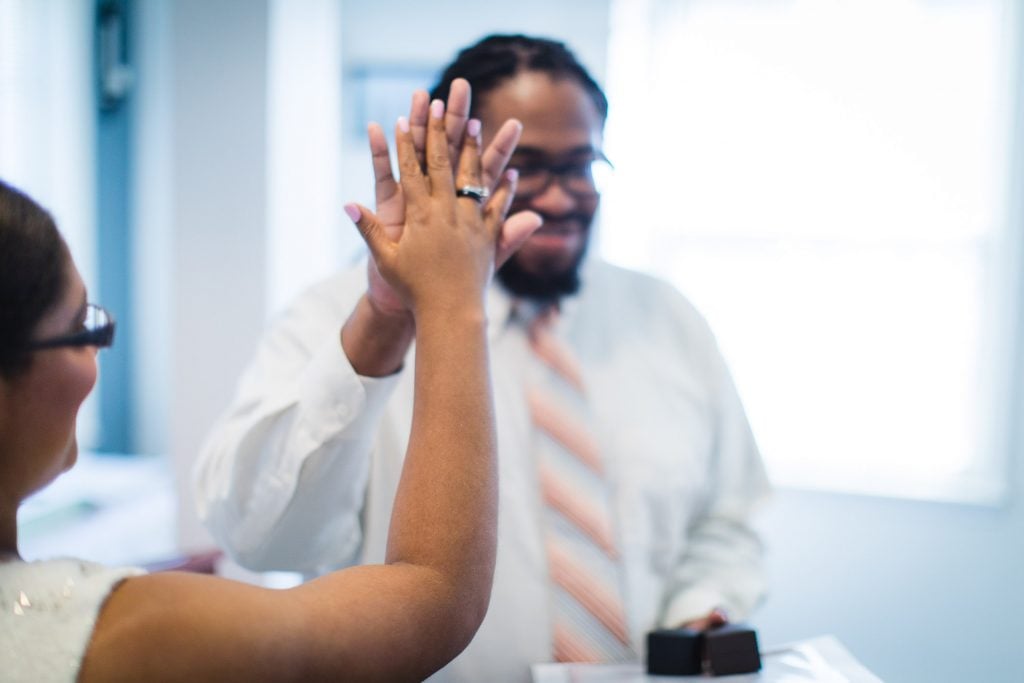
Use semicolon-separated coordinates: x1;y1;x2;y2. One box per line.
194;257;771;683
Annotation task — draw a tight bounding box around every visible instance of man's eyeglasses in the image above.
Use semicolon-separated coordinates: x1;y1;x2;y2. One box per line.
512;152;613;201
28;303;116;350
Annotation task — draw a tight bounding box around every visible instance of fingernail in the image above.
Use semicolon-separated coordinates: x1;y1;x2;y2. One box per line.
397;116;409;133
467;118;481;137
506;168;518;183
344;204;361;223
430;99;444;119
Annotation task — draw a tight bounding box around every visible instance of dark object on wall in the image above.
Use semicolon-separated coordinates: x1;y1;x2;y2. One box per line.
646;624;761;677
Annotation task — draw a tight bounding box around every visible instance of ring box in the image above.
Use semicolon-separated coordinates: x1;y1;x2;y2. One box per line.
646;628;702;675
646;624;761;677
702;624;761;676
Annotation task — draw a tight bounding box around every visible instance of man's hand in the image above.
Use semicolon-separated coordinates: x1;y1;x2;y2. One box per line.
678;607;729;632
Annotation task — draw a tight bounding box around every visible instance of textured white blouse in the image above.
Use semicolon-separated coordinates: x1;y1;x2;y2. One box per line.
0;558;142;683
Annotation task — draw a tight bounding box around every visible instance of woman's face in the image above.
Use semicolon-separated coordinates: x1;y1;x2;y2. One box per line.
0;257;98;499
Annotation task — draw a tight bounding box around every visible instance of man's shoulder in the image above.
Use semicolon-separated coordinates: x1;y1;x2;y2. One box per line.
582;260;727;369
584;259;704;320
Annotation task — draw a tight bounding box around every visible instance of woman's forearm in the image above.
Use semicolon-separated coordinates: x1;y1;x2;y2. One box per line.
384;306;497;625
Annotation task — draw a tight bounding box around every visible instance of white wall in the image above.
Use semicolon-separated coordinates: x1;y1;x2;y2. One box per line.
134;0;271;552
265;0;346;315
756;484;1024;682
340;0;609;79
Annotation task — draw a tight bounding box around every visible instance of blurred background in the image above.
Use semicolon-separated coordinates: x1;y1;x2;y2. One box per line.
3;0;1023;680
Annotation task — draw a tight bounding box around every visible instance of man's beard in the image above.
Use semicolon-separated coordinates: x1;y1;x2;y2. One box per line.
496;237;590;302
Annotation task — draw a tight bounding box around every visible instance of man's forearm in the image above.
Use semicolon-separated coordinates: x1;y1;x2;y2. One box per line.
340;293;415;377
195;277;401;570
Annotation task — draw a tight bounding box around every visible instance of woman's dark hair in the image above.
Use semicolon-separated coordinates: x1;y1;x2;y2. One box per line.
429;34;608;121
0;180;68;378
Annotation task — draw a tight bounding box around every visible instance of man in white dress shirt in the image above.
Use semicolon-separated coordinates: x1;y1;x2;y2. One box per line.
194;34;771;682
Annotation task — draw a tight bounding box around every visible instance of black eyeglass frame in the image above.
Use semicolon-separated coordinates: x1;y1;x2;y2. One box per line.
27;303;116;350
511;150;614;201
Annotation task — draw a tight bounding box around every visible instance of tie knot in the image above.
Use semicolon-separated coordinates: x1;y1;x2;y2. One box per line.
523;304;560;345
509;300;560;335
534;304;559;330
525;306;585;395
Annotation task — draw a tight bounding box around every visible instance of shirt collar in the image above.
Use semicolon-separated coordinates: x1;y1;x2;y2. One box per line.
486;279;584;338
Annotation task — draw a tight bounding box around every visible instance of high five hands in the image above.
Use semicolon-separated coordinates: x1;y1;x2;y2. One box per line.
359;78;542;318
346;88;536;318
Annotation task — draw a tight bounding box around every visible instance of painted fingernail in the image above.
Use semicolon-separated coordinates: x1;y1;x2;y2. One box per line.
430;99;444;119
397;116;409;133
344;204;361;223
506;168;518;183
467;118;481;137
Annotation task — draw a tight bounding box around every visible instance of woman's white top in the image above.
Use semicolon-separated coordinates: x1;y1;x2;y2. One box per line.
0;558;143;682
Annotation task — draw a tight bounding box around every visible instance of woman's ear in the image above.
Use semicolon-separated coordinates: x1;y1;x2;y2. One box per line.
0;376;14;439
0;380;8;430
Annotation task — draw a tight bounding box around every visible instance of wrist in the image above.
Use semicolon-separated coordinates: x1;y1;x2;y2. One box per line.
364;291;414;329
341;294;416;377
412;299;488;330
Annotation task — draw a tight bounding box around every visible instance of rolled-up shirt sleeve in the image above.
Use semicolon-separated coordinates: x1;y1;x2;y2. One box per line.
193;269;400;572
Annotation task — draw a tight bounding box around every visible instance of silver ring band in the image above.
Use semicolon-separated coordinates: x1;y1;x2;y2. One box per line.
455;185;490;202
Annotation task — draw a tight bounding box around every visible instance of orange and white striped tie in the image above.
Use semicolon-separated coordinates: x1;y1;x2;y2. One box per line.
526;306;635;663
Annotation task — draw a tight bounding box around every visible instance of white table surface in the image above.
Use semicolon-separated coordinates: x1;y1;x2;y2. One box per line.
532;635;883;683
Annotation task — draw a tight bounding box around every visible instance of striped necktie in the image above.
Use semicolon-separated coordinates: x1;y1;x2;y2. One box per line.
525;305;635;663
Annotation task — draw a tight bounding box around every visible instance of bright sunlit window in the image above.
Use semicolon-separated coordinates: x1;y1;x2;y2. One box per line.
600;0;1017;503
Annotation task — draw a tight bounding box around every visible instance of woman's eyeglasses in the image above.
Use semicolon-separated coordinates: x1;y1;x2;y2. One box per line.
28;303;116;350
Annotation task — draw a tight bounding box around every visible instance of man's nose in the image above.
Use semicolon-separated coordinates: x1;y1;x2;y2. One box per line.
527;179;577;216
